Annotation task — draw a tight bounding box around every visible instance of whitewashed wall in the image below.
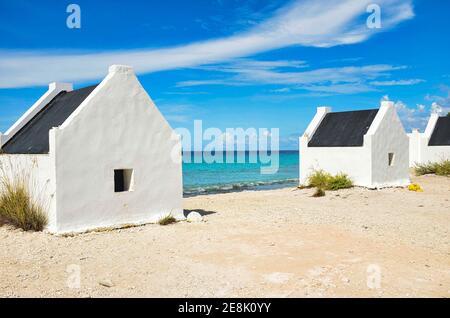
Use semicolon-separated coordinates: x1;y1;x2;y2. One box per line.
367;103;410;188
299;137;372;187
419;144;450;163
408;129;421;166
50;65;183;233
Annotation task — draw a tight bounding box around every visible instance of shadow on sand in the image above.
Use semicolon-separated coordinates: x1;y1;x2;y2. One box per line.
183;209;217;218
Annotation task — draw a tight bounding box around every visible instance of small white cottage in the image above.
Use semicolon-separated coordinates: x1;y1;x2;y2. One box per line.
408;114;450;166
299;101;410;189
0;65;183;233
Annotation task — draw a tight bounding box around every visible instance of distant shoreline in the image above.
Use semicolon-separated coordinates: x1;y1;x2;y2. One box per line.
183;178;298;197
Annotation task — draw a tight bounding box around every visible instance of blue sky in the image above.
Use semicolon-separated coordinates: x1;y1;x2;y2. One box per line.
0;0;449;149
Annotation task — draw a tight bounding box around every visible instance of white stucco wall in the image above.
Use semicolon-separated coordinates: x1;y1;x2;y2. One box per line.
300;102;410;188
419;144;450;163
407;115;450;166
0;154;56;228
50;65;183;233
299;136;372;187
408;130;421;166
367;103;410;188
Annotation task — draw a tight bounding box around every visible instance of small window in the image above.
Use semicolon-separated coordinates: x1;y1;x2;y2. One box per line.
114;169;134;192
388;153;395;166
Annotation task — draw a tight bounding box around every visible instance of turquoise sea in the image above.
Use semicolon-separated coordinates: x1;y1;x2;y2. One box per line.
183;151;299;196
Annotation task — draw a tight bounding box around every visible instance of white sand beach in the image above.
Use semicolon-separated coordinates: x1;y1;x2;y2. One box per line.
0;174;449;298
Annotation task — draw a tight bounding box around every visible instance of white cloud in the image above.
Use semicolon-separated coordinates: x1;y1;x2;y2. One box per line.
416;104;425;112
393;93;450;131
394;86;450;131
431;102;443;114
177;61;408;94
394;100;430;129
370;79;424;86
270;87;291;93
426;86;450;115
0;0;414;88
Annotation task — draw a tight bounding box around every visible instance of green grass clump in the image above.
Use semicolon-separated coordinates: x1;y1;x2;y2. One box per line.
307;170;354;191
307;170;354;198
0;173;47;231
414;160;450;176
327;173;354;190
307;170;332;189
158;214;177;226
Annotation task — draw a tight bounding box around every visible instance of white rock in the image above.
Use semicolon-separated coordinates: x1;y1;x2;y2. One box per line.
187;212;203;223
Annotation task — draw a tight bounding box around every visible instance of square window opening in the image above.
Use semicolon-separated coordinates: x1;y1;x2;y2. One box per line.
114;169;134;192
388;153;395;166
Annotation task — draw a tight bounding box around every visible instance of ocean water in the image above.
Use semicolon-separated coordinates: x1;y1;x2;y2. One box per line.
183;151;299;196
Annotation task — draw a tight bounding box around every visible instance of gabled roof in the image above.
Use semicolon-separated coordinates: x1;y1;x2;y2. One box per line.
428;116;450;146
308;109;379;147
2;85;97;154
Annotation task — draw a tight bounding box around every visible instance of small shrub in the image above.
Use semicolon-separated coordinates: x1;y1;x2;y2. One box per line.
0;174;47;231
414;162;437;176
414;160;450;176
158;215;177;226
307;170;332;189
312;188;326;197
307;170;353;191
327;173;354;191
408;183;423;192
435;160;450;176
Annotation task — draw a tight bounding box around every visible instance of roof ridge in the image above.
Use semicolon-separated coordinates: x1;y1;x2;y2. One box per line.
327;108;379;114
2;84;98;154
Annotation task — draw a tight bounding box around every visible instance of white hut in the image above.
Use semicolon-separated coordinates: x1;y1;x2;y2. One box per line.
408;114;450;166
299;101;410;189
0;65;183;233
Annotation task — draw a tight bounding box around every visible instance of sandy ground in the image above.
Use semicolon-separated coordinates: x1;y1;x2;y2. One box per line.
0;175;449;298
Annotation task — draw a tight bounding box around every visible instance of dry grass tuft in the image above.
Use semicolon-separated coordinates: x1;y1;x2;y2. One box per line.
158;215;177;226
0;172;47;231
414;160;450;177
0;160;48;232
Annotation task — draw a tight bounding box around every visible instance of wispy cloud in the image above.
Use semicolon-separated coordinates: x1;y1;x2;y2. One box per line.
158;103;197;123
0;0;413;88
177;60;411;94
370;79;424;86
425;85;450;108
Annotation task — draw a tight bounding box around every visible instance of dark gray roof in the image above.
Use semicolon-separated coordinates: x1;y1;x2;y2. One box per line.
308;109;379;147
2;85;97;154
428;116;450;146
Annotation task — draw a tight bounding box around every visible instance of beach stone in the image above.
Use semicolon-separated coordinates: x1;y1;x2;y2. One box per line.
187;212;203;223
99;279;114;288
